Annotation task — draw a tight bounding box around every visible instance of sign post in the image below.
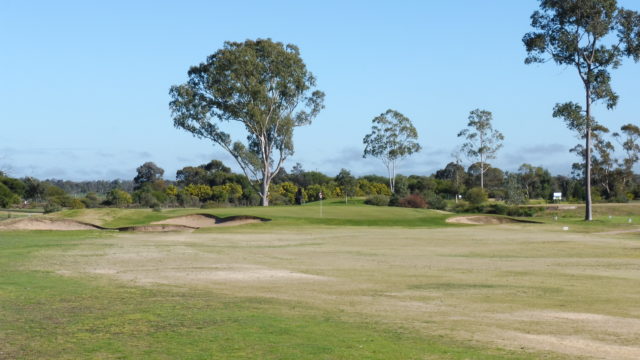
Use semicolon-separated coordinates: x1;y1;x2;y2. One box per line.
319;191;323;217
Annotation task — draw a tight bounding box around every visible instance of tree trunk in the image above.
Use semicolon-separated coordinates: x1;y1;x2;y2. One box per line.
261;156;270;207
584;89;593;221
261;178;269;206
388;160;395;194
480;159;484;190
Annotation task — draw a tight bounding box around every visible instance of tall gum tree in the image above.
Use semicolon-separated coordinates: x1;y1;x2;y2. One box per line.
169;39;325;206
523;0;640;220
457;109;504;190
362;109;421;193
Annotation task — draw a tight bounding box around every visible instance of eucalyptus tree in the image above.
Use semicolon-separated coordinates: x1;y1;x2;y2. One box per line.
169;39;325;206
613;124;640;176
133;162;164;190
523;0;640;220
457;109;504;190
362;109;421;193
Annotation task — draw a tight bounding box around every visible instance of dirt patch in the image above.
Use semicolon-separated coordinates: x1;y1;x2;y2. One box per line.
0;217;103;231
152;214;269;228
446;215;538;225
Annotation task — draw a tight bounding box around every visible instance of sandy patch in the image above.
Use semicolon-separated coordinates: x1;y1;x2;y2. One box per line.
153;214;218;228
446;215;524;225
494;331;640;360
152;214;268;228
0;217;102;231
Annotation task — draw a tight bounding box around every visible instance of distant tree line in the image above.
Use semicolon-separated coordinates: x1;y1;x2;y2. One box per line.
1;155;638;214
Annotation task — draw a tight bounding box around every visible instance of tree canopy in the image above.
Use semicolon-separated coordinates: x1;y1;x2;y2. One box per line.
457;109;503;190
362;109;421;193
169;38;325;206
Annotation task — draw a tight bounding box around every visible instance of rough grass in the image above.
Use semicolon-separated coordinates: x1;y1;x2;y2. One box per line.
3;203;640;358
1;231;529;359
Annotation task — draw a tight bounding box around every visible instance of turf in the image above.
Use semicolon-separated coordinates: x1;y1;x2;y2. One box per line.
55;200;454;229
2;203;640;359
0;231;529;359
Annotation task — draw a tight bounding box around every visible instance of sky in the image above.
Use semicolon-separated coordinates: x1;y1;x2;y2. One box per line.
1;0;639;181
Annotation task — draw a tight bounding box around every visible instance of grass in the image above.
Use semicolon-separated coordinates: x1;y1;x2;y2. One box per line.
3;203;640;358
1;231;530;359
55;199;453;229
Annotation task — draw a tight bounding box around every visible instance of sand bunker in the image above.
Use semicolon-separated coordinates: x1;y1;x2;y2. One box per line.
117;224;197;232
446;215;538;225
0;213;269;232
152;214;268;229
0;218;103;231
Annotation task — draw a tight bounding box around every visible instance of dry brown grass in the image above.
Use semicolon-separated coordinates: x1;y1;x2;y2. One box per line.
30;223;640;359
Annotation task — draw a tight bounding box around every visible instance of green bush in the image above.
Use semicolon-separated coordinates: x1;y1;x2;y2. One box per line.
364;195;390;206
106;189;133;207
485;203;508;215
465;187;488;205
424;192;446;210
81;192;100;208
506;206;544;217
0;183;20;208
43;202;62;214
69;198;86;209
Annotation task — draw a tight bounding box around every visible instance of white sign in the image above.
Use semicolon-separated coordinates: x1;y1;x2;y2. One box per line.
553;192;562;200
319;192;323;200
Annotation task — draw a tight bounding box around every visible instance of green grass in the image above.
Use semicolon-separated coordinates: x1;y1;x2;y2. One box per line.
0;231;530;359
4;203;640;358
55;200;454;229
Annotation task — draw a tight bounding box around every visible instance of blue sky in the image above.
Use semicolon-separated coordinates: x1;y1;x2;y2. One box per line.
1;0;639;181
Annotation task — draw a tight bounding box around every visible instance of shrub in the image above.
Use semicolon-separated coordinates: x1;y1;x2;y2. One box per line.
465;187;487;205
81;192;100;208
69;198;86;209
305;184;325;202
201;201;230;209
364;195;390;206
43;202;62;214
184;184;212;201
397;194;427;208
177;190;200;207
424;192;446;210
106;189;132;207
269;193;290;206
485;203;508;215
0;183;20;208
165;185;178;197
506;206;544;217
